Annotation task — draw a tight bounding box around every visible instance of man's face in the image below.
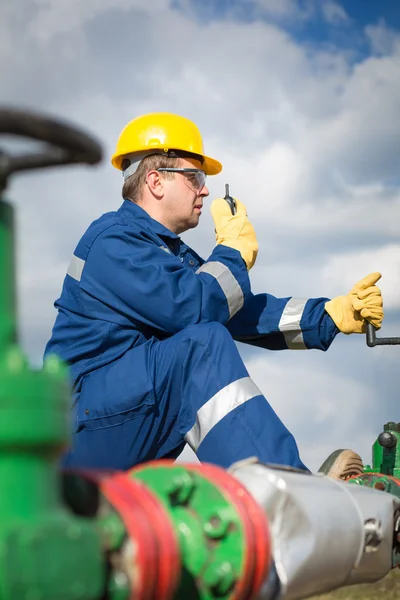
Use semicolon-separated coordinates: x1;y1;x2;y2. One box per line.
160;157;209;234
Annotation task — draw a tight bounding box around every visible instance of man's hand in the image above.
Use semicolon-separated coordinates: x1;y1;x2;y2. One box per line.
210;198;258;270
325;272;384;334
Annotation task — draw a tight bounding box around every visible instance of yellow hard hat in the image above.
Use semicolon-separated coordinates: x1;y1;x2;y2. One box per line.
111;112;222;175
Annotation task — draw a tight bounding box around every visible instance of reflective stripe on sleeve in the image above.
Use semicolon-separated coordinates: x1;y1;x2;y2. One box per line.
67;255;85;282
196;261;244;318
278;298;307;349
184;376;262;451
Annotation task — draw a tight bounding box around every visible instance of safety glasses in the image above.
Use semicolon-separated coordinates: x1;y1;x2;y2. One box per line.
157;168;207;191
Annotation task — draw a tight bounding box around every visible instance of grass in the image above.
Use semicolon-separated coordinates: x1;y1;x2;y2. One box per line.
315;569;399;600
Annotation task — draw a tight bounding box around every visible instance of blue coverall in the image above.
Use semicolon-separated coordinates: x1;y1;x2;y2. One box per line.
45;200;338;470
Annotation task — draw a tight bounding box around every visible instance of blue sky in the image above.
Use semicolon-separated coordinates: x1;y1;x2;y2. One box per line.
298;0;400;57
341;0;400;28
0;0;399;471
174;0;400;28
174;0;400;59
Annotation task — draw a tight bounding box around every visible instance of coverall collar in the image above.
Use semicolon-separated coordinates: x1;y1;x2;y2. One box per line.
119;199;180;240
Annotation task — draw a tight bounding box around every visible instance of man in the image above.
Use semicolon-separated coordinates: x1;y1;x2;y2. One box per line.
45;112;384;478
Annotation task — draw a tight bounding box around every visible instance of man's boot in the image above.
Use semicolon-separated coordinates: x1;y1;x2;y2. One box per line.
318;449;363;480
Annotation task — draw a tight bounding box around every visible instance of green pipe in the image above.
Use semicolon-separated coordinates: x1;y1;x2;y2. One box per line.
0;197;17;350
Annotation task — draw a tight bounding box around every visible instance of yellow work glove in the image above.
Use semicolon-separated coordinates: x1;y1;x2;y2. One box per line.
325;272;384;334
210;198;258;270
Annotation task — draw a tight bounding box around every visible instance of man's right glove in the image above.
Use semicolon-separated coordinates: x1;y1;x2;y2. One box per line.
210;198;258;270
325;272;384;334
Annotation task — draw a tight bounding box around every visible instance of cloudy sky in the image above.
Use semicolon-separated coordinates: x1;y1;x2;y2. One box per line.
1;0;399;471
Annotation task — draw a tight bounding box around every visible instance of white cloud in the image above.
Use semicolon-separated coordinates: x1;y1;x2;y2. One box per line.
319;245;400;309
29;0;170;42
250;0;315;22
365;18;400;56
1;0;399;471
320;0;349;25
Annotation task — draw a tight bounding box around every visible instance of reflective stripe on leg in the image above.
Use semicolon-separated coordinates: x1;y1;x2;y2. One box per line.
184;377;262;451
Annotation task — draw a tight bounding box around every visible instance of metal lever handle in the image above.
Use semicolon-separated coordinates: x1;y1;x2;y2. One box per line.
366;322;400;347
224;183;237;215
0;107;102;190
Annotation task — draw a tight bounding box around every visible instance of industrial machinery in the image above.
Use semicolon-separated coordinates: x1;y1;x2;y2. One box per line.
0;108;399;600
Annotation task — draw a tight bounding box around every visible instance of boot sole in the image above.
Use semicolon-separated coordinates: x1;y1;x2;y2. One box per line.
319;449;364;480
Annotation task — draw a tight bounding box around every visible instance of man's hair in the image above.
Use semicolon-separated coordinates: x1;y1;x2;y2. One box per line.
122;154;180;203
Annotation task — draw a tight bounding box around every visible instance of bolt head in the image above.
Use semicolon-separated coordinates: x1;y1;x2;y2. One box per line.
203;560;236;596
378;432;397;448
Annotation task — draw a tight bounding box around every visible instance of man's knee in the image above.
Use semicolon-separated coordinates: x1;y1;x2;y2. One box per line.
182;321;235;349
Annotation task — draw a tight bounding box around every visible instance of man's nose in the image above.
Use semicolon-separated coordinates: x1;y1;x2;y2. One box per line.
199;185;209;197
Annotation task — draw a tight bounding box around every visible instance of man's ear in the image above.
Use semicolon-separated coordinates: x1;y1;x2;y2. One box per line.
146;170;164;200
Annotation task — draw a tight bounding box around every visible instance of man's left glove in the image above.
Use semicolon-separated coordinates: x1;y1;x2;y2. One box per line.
325;272;384;334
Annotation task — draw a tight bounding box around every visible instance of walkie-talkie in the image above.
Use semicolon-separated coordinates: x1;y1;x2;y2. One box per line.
224;183;237;215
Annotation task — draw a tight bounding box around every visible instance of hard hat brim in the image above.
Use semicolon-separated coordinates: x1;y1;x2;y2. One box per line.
112;150;222;176
202;154;222;176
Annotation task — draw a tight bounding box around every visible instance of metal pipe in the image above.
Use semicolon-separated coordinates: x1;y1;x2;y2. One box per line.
229;459;399;599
